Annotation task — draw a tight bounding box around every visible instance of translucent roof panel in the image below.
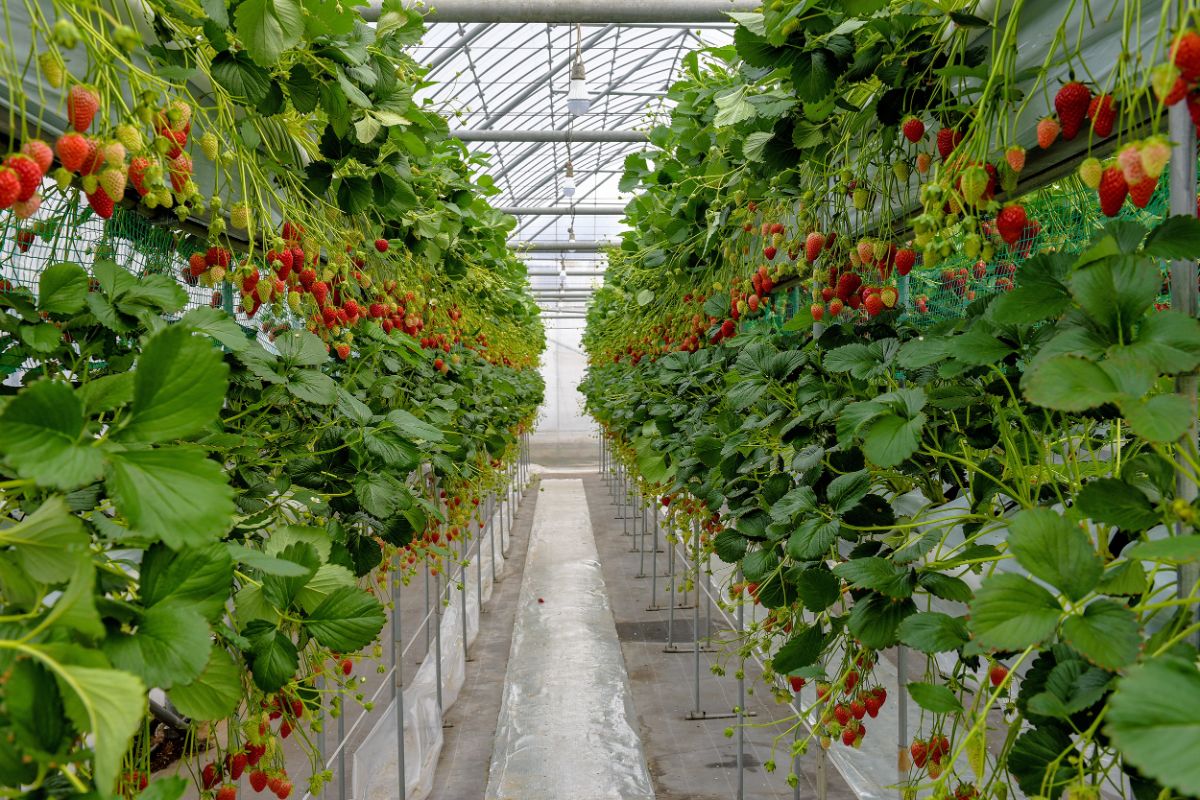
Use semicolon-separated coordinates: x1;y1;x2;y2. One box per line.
412;22;734;249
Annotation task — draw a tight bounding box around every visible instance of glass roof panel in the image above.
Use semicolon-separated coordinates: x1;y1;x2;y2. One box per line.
414;21;733;309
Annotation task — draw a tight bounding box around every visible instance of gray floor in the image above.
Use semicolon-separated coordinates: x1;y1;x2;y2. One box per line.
430;434;857;800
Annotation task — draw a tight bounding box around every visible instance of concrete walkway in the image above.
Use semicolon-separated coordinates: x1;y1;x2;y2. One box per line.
485;478;656;800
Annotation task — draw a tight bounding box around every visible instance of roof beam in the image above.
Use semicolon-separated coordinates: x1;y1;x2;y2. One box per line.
425;22;492;73
363;0;759;23
453;128;646;142
510;240;612;250
500;205;625;215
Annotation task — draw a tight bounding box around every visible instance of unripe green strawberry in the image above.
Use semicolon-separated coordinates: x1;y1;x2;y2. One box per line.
230;202;249;230
1140;136;1171;179
960;165;988;205
113;24;138;54
981;242;994;261
52;19;80;47
200;131;219;161
852;188;869;210
210;264;227;283
38;51;65;88
99;167;126;201
101;140;126;165
287;289;302;313
256;280;272;302
892;161;910;182
116;123;143;153
1078;157;1102;189
81;174;98;194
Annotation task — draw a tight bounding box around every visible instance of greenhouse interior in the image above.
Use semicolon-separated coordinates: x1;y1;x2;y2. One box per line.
5;0;1200;799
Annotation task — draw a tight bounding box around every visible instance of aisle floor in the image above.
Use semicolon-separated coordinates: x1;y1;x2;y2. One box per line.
431;433;858;800
485;478;655;799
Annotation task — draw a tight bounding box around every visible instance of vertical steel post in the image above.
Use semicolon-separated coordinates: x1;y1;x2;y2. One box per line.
459;523;469;659
692;520;701;715
897;646;909;790
1169;40;1200;640
392;555;406;800
434;570;444;714
650;504;659;607
424;563;431;651
337;697;346;800
667;520;677;644
737;566;745;800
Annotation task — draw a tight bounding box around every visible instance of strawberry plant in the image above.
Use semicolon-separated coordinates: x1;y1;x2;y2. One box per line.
582;3;1200;798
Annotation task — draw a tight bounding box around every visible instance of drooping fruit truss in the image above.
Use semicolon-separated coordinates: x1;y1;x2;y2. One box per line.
0;0;543;797
584;5;1200;800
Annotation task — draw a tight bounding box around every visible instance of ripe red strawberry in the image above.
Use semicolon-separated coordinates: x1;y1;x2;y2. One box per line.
828;297;844;316
988;663;1009;687
128;156;151;195
268;249;293;278
901;116;925;143
249;771;269;792
763;246;777;261
279;720;292;738
936;127;962;159
1098;165;1128;217
229;752;248;780
312;281;329;306
202;762;221;790
720;319;735;338
863;293;884;317
1129;176;1157;209
1036;116;1060;148
849;698;867;719
16;229;35;252
369;302;385;318
5;155;42;201
299;267;316;289
335;343;351;360
841;726;857;746
206;247;232;268
67;85;99;132
995;204;1028;245
894;248;916;276
341;657;354;675
274;779;293;799
55;132;90;172
189;252;208;277
1087;94;1116;138
375;238;389;252
1054;81;1091;140
1173;30;1200;82
788;675;805;692
86;188;114;219
0;168;20;208
833;703;851;725
322;306;338;327
168;152;192;192
246;743;266;766
864;693;882;718
804;231;825;263
217;785;237;800
911;738;928;768
1005;145;1026;173
21;139;54;173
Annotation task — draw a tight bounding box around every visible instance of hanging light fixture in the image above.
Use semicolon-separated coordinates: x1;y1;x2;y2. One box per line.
562;160;576;198
566;23;590;115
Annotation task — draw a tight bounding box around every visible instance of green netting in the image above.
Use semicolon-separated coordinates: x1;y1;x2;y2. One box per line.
899;176;1172;326
741;171;1178;331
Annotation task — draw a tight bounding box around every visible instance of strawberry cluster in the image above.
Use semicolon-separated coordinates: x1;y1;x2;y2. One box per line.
814;653;888;750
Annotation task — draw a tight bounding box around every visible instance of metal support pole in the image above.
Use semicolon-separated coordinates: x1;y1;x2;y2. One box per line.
691;521;700;712
364;0;760;22
337;696;346;800
667;525;676;641
424;562;431;652
434;570;444;715
392;555;406;800
460;528;470;661
897;646;910;784
649;505;659;606
490;494;498;585
737;567;746;800
1169;46;1200;644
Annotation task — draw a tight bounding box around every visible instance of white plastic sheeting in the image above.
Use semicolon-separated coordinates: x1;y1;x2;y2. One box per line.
352;498;514;800
485;478;655;800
